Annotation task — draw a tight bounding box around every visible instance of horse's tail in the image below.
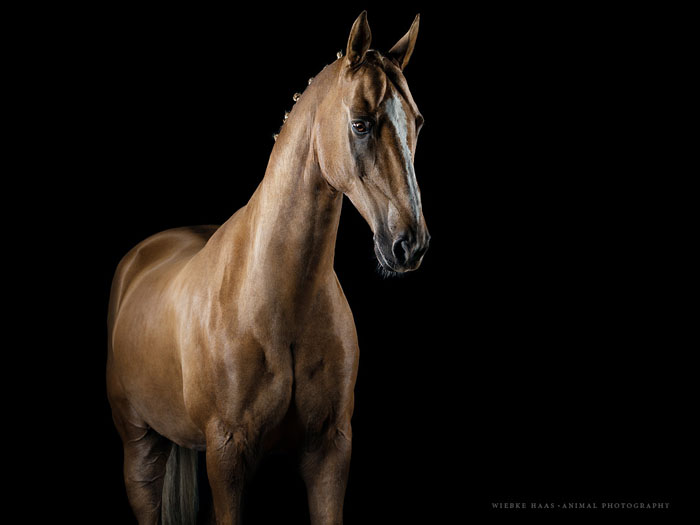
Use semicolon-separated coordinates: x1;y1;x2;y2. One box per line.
162;444;199;525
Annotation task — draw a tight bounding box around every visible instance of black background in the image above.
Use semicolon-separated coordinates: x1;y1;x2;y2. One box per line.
31;2;690;523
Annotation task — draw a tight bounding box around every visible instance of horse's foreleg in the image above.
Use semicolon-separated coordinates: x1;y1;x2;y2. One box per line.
113;408;172;525
204;420;258;525
300;420;352;525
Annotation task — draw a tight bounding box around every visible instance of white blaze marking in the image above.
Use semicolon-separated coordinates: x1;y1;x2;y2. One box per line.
385;92;421;222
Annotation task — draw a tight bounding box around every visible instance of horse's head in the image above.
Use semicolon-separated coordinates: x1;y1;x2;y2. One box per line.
316;12;429;274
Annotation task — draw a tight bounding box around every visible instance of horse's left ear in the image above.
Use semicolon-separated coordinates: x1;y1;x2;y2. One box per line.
388;14;420;70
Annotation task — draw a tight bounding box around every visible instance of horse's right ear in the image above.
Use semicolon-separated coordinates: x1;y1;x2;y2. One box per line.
346;11;372;67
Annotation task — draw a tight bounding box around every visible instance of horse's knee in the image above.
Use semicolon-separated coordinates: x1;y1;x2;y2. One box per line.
303;417;352;465
205;420;258;475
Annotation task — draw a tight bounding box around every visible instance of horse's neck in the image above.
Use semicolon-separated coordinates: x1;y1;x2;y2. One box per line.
246;136;342;292
205;89;342;315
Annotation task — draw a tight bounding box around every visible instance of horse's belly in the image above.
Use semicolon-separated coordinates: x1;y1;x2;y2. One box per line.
110;334;207;449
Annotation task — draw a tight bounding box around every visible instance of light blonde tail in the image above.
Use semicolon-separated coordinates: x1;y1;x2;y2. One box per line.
162;444;199;525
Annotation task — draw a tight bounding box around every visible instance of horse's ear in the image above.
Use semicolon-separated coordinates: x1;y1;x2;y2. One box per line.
388;14;420;70
346;11;372;67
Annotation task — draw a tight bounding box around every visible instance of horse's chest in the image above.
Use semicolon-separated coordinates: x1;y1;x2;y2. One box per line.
209;340;346;410
262;352;354;452
185;291;357;443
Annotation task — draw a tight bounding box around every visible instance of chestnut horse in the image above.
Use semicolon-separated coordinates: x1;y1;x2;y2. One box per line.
107;11;429;524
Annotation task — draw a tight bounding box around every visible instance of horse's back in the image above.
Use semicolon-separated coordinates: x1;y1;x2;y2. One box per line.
108;225;218;327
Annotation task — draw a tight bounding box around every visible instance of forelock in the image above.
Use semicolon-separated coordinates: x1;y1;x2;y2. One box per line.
345;51;388;112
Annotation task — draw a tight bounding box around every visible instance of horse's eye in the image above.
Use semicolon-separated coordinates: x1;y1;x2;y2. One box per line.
351;120;372;135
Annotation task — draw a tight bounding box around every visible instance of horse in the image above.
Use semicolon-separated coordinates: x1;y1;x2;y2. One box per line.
107;11;429;524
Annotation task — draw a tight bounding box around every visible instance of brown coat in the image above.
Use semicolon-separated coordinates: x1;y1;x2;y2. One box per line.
107;11;428;524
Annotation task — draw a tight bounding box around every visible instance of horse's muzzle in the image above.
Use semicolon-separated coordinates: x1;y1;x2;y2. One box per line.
375;229;430;273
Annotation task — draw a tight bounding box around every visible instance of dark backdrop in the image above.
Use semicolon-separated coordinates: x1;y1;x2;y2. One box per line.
41;3;687;523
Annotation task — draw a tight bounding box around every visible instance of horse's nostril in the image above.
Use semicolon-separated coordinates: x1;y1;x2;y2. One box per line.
392;237;410;265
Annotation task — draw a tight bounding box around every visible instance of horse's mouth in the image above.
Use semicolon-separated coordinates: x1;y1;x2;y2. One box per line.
373;240;419;275
374;242;400;275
